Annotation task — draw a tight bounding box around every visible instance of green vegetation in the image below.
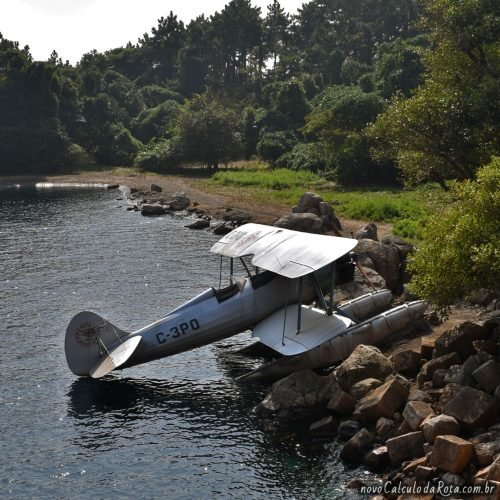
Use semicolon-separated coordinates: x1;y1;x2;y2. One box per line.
407;159;500;314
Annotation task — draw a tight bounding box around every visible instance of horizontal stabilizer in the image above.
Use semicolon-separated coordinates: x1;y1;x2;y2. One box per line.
90;336;142;379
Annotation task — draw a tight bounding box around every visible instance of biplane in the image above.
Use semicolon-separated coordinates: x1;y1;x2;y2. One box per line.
65;223;427;379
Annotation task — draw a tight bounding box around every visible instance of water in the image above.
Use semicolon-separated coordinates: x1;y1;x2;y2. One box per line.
0;185;370;499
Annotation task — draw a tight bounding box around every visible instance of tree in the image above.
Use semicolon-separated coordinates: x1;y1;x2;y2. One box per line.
173;93;241;168
370;0;500;186
264;0;290;71
408;158;500;315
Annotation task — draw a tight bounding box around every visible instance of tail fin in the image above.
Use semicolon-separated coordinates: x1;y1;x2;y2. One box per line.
65;311;139;377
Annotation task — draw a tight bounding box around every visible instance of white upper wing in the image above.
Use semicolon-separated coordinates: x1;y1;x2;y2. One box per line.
210;223;357;278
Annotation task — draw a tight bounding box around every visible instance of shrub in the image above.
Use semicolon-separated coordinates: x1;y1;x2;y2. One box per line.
256;131;296;163
407;159;500;314
134;138;182;172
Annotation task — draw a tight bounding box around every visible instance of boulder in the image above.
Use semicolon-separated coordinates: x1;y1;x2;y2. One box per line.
402;456;429;474
381;235;414;260
376;417;396;437
418;352;462;384
443;387;500;430
273;213;324;234
434;322;489;360
403;401;435;430
255;369;331;420
293;192;323;214
185;219;210;230
354;239;401;290
340;428;375;463
327;383;358;416
212;222;233;235
150;183;162;192
335;345;393;392
338;420;362;441
420;337;435;359
473;360;500;394
354;378;409;422
169;192;190;211
364;446;389;470
353;223;378;241
222;209;252;226
431;435;474;473
309;416;337;437
469;289;497;306
421;414;460;443
140;204;168;216
350;378;383;399
474;441;500;467
488;455;500;481
393;349;422;374
386;431;425;464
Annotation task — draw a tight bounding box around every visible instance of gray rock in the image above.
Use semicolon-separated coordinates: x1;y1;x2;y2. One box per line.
350;378;383;399
393;349;421;375
150;183;162;192
338;420;362;441
309;416;337;437
212;222;233;235
141;204;168;216
421;414;460;443
354;239;401;290
457;352;492;386
185;219;210;230
434;321;489;360
273;213;324;234
340;428;375;463
468;289;497;306
353;223;378;241
335;344;393;392
443;386;500;430
169;192;190;211
386;431;425;464
473;360;500;393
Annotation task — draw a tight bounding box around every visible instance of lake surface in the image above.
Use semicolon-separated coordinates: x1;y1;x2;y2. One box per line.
0;184;371;498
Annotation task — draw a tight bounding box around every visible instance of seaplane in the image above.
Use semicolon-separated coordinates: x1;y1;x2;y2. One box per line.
65;223;427;380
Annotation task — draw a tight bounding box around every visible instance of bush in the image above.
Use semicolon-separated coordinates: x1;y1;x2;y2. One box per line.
407;159;500;314
276;142;329;172
256;131;297;163
134;138;182;172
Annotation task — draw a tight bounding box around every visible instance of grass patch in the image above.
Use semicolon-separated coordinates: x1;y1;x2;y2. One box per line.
202;165;454;241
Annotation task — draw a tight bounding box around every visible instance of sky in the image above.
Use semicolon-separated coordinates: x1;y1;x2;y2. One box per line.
1;0;305;64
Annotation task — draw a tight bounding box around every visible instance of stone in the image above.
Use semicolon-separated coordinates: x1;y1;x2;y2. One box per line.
432;368;448;388
338;420;362;441
420;337;435;359
443;387;500;430
185;219;210;230
394;419;412;437
376;417;395;436
353;223;378;241
167;192;190;211
273;213;323;234
495;385;500;401
150;183;162;192
355;378;409;422
364;446;389;470
441;472;466;488
386;431;425;465
403;401;435;430
415;466;435;481
212;222;233;235
140;203;167;216
473;360;500;394
335;344;393;392
473;339;498;355
327;384;358;415
474;441;500;467
393;349;422;374
418;352;462;384
431;435;474;473
294;192;323;214
309;416;337;437
255;370;331;420
421;414;460;443
350;378;383;399
457;352;492;386
438;383;463;410
402;456;428;474
434;321;490;360
354;238;401;290
408;387;432;403
222;209;251;226
469;289;497;306
488;455;500;481
340;428;375;463
381;234;414;260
